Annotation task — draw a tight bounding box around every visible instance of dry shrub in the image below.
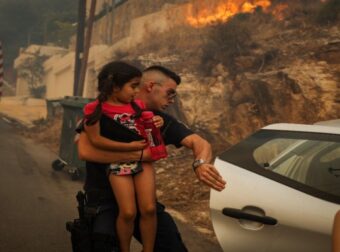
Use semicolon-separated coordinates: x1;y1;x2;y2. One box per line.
277;0;339;26
130;24;206;67
315;0;340;24
200;9;276;76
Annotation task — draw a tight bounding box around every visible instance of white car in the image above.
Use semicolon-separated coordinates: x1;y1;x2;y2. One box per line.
210;123;340;252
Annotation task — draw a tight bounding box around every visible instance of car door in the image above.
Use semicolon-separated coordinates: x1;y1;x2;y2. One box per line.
210;125;340;252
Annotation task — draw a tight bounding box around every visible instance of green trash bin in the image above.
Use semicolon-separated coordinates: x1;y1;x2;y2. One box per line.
51;96;94;180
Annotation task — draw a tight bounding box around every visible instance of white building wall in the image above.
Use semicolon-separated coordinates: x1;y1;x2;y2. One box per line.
53;66;74;98
44;52;75;99
44;68;56;98
15;78;30;96
83;45;110;98
83;63;97;98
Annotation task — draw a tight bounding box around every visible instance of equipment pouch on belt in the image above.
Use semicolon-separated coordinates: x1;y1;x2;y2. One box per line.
66;191;96;252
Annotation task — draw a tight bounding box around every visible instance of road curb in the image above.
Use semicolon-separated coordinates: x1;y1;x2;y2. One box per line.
0;113;33;129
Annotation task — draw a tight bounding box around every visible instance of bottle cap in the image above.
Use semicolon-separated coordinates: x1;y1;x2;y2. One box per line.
141;111;154;119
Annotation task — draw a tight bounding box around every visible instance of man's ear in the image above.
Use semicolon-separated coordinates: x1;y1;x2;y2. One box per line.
145;81;154;92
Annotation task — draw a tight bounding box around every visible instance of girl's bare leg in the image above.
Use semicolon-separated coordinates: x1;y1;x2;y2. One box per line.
134;162;157;252
109;174;136;252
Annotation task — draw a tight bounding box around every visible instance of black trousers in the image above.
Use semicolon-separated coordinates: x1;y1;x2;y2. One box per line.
92;201;188;252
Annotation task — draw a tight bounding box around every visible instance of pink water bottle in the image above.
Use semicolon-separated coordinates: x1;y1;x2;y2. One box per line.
141;111;167;160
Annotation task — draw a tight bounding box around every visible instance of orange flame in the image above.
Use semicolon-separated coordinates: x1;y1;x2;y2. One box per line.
271;3;288;21
187;0;288;27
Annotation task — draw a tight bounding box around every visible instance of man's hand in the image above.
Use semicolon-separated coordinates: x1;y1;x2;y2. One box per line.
194;163;226;191
153;115;164;128
180;134;226;191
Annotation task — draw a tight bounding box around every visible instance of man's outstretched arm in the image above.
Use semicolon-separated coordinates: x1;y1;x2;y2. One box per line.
180;134;226;191
77;132;152;163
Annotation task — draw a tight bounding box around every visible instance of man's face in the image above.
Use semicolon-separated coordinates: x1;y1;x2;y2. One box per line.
149;78;177;111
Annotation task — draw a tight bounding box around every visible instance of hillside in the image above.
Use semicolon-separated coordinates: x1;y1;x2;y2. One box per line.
119;0;340;151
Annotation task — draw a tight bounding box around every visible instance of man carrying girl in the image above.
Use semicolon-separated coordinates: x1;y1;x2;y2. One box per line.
77;61;226;251
83;61;164;252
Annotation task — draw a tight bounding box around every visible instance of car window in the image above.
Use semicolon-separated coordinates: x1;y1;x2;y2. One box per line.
219;129;340;203
254;139;340;196
253;138;298;165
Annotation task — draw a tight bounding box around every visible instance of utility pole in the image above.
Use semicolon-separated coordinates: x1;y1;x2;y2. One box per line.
76;0;97;97
73;0;86;96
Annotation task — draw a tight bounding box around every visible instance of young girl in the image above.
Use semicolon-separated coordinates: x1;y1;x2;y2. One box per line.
83;61;163;252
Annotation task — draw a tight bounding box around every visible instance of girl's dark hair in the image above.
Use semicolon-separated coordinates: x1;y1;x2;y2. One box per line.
86;61;142;125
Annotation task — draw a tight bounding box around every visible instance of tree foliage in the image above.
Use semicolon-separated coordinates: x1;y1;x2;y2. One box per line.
0;0;77;68
17;51;48;98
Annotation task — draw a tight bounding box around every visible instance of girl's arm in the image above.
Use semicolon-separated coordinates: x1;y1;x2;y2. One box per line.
84;121;147;151
77;132;152;163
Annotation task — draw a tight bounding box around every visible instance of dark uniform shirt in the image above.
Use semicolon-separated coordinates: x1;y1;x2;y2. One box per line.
84;110;193;205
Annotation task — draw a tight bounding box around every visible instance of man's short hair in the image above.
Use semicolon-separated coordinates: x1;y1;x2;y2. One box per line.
143;65;181;85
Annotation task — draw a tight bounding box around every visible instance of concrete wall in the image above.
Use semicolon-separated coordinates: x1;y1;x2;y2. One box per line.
83;62;97;98
44;53;74;99
43;45;110;99
128;4;188;46
80;3;189;98
15;77;30;96
89;0;188;45
15;2;190;99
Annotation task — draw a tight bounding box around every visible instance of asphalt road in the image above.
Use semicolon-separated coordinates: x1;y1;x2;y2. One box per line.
0;116;223;252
